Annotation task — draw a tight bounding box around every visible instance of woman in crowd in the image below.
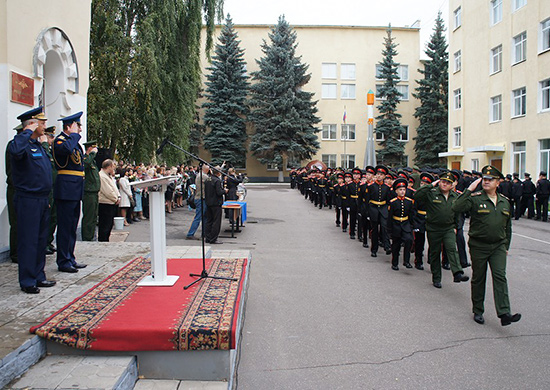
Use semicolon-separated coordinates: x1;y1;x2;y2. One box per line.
118;169;133;226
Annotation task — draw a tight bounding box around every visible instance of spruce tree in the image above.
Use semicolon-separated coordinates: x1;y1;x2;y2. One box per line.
413;12;448;167
375;26;405;167
202;15;249;167
249;16;320;177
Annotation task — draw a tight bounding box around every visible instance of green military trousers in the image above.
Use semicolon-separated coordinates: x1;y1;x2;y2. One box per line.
427;229;463;283
469;241;510;316
82;191;99;241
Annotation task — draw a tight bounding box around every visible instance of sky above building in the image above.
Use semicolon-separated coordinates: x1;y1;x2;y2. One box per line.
223;0;450;57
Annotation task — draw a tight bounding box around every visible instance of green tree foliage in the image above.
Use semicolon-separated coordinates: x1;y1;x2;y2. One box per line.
88;0;223;165
248;16;320;171
202;15;249;167
413;12;448;167
375;26;405;167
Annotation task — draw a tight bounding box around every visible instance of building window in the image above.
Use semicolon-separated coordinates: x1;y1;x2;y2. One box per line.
266;163;278;170
397;65;409;81
341;63;356;80
454;50;462;72
397;85;409;100
322;154;337;168
341;154;355;170
490;95;502;122
375;131;385;141
453;127;462;147
341;84;356;99
454;7;462;30
512;87;526;117
322;83;337;99
471;159;480;172
512;141;526;178
490;45;502;74
454;88;462;110
541;79;550;112
513;32;527;64
512;0;526;12
322;124;337;140
375;84;384;99
341;124;356;140
375;64;383;79
322;63;337;79
399;125;409;142
491;0;503;25
541;18;550;53
540;139;550;174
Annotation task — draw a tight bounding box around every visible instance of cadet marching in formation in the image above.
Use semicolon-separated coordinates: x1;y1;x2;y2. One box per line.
290;164;522;326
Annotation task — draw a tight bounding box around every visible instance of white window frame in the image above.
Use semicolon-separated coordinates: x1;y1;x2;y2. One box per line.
321;124;337;140
512;0;526;12
512;32;527;65
340;63;356;80
540;79;550;112
540;18;550;53
322;83;337;99
375;131;385;141
540;139;550;175
396;85;409;101
397;65;409;81
266;163;278;171
454;50;462;72
341;154;356;170
322;63;337;79
322;154;337;168
341;84;356;100
471;159;480;172
454;7;462;30
454;88;462;110
512;141;526;178
490;95;502;122
512;87;526;118
490;45;503;74
341;124;356;141
491;0;503;25
453;127;462;148
399;125;409;142
375;64;383;80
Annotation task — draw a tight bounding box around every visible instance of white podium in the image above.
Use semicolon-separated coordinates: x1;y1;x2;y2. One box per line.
130;176;179;286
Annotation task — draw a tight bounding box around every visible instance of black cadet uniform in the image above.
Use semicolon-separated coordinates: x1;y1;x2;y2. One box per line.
387;178;415;270
333;173;345;227
368;165;392;257
358;177;370;248
340;172;353;232
346;168;361;239
535;172;550;221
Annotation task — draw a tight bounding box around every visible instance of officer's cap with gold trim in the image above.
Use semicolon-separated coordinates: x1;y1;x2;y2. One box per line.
440;171;457;183
58;111;83;126
17;106;47;122
44;126;56;136
481;165;504;180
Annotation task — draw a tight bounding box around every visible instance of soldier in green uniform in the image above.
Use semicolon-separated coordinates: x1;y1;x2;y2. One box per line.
414;171;469;288
5;124;23;263
81;140;100;241
41;126;58;254
452;165;521;326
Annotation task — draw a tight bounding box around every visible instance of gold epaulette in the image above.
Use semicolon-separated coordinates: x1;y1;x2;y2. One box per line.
471;192;482;196
390;197;398;203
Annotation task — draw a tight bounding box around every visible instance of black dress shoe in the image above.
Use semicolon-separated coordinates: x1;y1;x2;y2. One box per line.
499;313;521;326
350;235;355;239
391;265;399;271
74;263;88;269
433;282;442;289
21;286;40;294
342;228;347;233
461;262;471;268
404;263;413;269
363;242;369;248
59;266;78;273
442;263;451;270
336;223;340;227
415;263;424;270
358;237;363;242
371;252;377;258
45;247;54;255
474;313;485;324
385;250;392;255
453;272;470;283
37;280;56;288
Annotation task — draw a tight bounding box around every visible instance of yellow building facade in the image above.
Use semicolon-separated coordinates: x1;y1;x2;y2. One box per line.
0;0;91;258
443;0;550;177
199;24;422;181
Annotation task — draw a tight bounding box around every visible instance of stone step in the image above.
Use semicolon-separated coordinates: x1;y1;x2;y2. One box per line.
7;355;137;390
134;379;228;390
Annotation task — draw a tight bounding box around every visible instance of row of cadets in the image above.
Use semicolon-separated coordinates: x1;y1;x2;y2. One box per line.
367;165;392;257
387;178;415;270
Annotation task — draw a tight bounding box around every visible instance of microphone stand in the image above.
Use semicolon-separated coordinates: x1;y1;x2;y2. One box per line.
156;139;237;289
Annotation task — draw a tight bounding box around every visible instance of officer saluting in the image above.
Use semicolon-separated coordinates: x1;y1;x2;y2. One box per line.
8;107;56;293
53;112;87;272
452;165;521;326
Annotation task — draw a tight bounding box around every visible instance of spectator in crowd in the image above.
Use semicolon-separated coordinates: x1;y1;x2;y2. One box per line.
98;159;120;241
118;169;133;226
224;167;242;201
512;174;523;220
205;166;227;244
186;164;210;240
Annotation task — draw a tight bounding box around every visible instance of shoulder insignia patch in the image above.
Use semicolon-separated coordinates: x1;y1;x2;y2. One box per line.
390;197;398;203
471;192;482;196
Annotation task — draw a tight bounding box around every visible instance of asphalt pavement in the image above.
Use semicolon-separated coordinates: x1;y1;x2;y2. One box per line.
126;185;550;390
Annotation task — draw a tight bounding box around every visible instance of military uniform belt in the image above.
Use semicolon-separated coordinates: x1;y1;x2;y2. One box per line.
370;200;386;205
318;185;326;187
341;196;347;199
58;170;85;177
417;210;426;215
350;195;358;198
393;216;409;222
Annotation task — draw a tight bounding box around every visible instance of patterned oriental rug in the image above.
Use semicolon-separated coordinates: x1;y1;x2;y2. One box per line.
31;257;248;351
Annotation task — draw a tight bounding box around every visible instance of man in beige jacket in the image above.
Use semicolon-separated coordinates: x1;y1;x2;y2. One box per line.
98;159;120;241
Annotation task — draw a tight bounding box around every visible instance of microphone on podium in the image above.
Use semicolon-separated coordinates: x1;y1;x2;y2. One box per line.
156;138;169;155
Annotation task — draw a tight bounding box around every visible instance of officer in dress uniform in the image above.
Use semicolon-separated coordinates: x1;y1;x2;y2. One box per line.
53;112;87;272
453;165;521;326
82;140;100;241
412;172;433;270
5;123;24;263
8;107;56;293
41;126;58;254
388;178;415;270
368;165;392;257
317;171;329;209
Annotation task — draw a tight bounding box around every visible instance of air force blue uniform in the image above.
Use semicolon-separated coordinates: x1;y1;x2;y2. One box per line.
8;129;52;288
53;113;85;270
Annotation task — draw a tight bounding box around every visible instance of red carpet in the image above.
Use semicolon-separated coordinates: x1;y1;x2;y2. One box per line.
31;257;248;351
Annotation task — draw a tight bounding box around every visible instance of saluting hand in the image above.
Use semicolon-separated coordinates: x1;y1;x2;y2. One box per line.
432;179;440;187
468;177;482;192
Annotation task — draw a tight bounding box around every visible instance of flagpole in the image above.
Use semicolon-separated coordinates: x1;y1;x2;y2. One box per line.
343;106;347;169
